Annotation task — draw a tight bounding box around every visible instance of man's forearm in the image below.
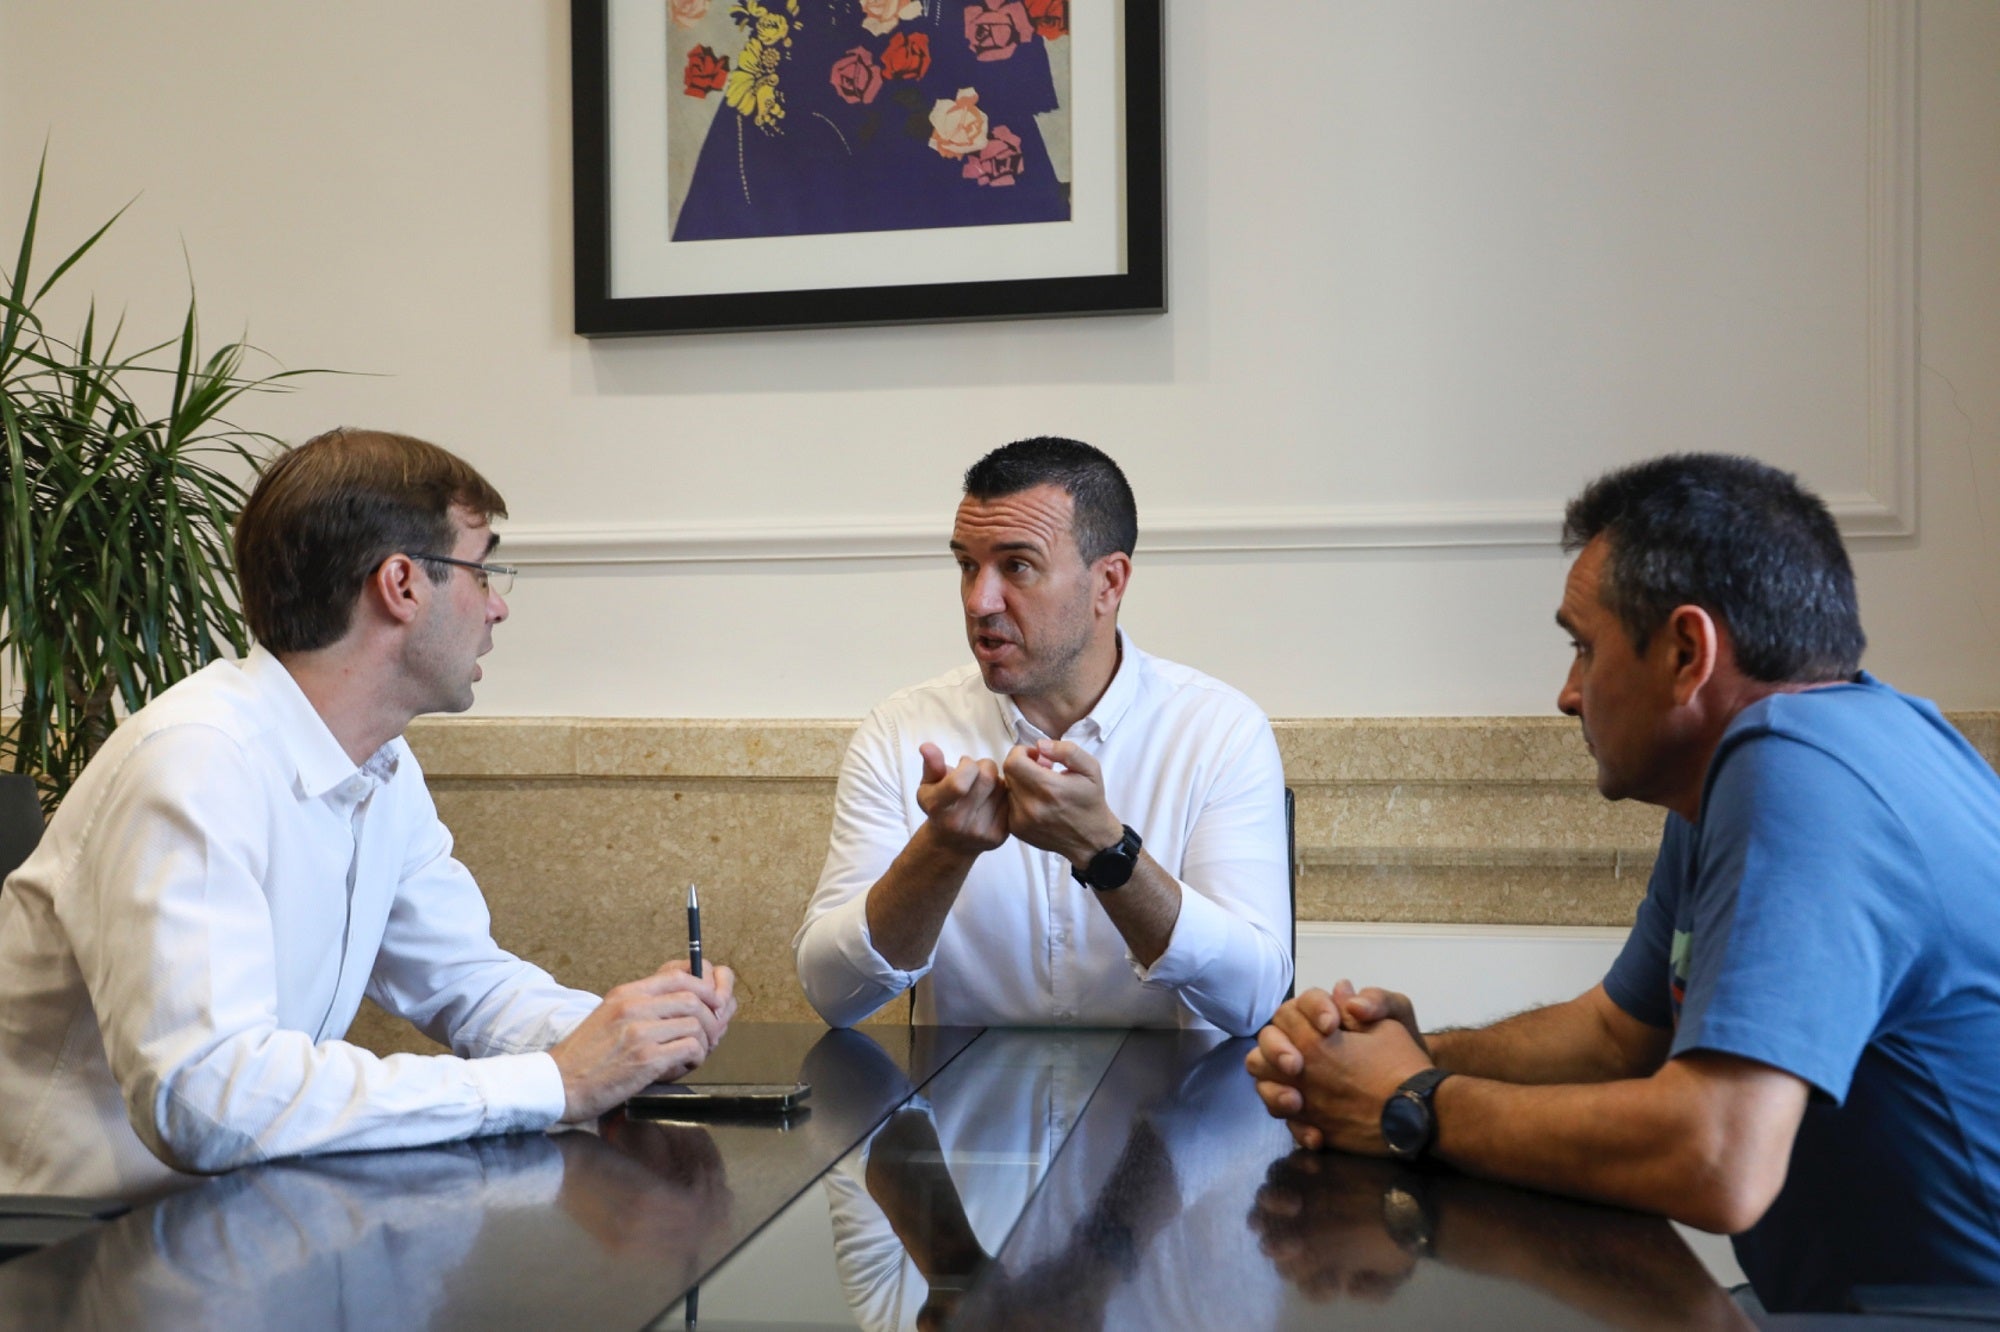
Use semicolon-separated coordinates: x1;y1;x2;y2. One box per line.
1428;988;1667;1085
1089;852;1180;968
865;822;982;971
1428;1057;1801;1234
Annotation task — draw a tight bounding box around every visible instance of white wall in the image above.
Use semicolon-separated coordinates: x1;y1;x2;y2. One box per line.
3;1;1995;720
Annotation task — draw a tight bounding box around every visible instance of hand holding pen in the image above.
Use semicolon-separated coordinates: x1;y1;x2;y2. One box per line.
542;886;737;1122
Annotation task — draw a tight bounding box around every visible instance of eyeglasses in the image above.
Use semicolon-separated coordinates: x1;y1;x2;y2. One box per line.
410;554;517;596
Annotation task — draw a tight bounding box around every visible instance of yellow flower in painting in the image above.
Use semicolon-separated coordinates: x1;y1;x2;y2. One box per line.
723;66;760;115
751;78;783;126
754;10;790;44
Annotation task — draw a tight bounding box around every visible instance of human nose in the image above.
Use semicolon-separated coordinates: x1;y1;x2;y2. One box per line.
488;586;510;623
963;566;1005;618
1557;659;1582;717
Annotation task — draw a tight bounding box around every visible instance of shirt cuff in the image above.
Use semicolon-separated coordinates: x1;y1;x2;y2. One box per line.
1130;879;1228;988
466;1051;569;1134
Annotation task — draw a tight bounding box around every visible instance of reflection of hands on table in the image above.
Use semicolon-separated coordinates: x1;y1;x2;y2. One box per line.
556;1117;732;1263
1249;1151;1420;1303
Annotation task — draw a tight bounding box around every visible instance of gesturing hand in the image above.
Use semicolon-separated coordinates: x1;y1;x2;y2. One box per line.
551;961;735;1123
917;742;1010;856
1000;740;1124;866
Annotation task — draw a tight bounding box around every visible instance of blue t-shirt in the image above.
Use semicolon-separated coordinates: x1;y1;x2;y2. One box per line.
1603;674;2000;1313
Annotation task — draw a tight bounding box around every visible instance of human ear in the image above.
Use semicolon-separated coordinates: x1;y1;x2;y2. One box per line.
1666;604;1719;704
1095;552;1132;614
367;554;425;627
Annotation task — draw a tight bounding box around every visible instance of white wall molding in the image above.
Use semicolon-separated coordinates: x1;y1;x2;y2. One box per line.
507;1;1917;570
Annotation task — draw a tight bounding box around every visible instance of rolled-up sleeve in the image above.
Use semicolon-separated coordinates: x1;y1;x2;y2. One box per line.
1131;714;1293;1036
794;711;930;1027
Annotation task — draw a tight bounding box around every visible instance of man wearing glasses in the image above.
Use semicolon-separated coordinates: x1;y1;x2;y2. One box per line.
0;428;735;1201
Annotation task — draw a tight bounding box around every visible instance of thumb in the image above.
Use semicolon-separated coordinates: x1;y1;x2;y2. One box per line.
919;742;947;785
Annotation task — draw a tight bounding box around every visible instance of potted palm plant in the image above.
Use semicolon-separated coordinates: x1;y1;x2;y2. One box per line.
1;156;310;817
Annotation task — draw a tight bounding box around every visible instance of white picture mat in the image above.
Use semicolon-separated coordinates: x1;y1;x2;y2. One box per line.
606;0;1130;300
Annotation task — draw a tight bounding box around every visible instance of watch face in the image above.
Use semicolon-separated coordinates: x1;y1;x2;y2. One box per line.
1380;1091;1432;1160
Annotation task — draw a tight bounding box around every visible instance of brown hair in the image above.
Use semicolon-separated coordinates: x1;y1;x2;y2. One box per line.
234;428;508;653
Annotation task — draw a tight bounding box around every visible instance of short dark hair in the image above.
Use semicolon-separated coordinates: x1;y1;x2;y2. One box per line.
1561;453;1864;683
962;436;1137;565
234;428;508;653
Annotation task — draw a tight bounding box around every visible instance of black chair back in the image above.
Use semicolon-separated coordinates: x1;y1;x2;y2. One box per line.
1285;786;1298;1000
0;774;45;885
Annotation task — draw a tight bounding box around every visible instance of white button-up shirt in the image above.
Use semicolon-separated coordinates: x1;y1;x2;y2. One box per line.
0;647;595;1200
794;635;1292;1036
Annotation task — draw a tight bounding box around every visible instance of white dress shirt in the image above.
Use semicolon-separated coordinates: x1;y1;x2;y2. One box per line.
794;634;1291;1036
0;647;596;1200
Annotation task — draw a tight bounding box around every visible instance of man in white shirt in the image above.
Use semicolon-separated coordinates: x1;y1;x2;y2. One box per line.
0;428;735;1200
793;437;1290;1036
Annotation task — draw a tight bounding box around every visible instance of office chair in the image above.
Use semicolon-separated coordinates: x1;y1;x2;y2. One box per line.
1285;786;1297;1001
0;774;42;885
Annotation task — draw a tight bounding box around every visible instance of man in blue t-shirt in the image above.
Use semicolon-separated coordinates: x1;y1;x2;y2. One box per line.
1246;454;2000;1313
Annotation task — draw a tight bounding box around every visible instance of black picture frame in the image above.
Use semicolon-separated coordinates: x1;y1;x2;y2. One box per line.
571;0;1164;337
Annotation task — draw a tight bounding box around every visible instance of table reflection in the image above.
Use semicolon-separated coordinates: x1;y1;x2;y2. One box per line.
0;1125;729;1332
1248;1152;1754;1330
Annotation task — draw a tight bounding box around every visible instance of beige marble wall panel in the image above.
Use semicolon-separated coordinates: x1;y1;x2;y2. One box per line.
342;711;2000;1058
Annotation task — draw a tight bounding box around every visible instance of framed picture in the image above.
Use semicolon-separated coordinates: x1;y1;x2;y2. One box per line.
571;0;1164;336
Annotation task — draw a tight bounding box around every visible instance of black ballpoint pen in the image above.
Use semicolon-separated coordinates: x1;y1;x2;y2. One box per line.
687;883;703;979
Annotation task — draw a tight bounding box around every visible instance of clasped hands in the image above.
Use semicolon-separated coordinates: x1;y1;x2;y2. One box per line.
916;739;1124;868
1246;981;1437;1155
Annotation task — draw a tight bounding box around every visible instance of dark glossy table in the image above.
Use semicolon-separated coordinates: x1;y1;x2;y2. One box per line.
0;1024;1767;1330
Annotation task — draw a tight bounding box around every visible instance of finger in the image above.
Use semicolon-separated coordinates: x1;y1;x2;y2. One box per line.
1037;739;1100;779
627;968;722;1005
634;994;723;1043
1344;986;1391;1024
1296;988;1342;1035
1254;1078;1305;1119
919;742;948;785
1289;1121;1324;1152
1245;1045;1287;1083
1273;998;1329;1053
1256;1023;1304;1077
649;1033;709;1078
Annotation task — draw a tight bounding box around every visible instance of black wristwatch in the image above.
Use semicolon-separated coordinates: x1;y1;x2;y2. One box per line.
1071;825;1143;891
1380;1068;1453;1161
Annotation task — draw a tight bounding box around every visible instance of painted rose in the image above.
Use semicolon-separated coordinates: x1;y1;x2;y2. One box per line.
880;30;932;81
927;88;990;158
668;0;711;30
1023;0;1066;40
683;45;730;97
859;0;922;38
961;124;1023;186
829;47;884;105
964;0;1032;61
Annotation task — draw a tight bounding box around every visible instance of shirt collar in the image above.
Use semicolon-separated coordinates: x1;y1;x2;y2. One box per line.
241;645;401;802
997;629;1147;745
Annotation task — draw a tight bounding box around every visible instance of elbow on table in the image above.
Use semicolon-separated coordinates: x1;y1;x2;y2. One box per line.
129;1073;269;1177
1667;1139;1789;1236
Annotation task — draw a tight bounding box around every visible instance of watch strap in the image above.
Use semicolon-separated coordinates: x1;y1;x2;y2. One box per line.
1071;825;1142;891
